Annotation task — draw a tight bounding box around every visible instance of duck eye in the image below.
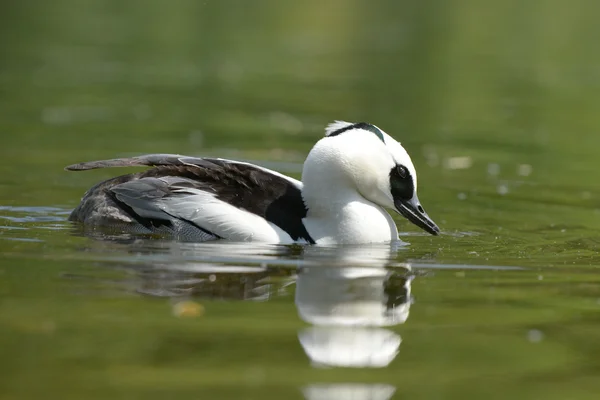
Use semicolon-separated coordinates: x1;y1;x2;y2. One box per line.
397;165;408;179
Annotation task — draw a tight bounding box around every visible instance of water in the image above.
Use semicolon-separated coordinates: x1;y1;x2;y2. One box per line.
2;1;600;398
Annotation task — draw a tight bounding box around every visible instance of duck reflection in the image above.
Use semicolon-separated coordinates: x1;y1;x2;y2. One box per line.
69;240;301;299
296;245;412;368
65;238;412;372
134;263;294;300
301;384;396;400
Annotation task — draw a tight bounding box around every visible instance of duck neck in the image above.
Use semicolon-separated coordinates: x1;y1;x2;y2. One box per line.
301;170;398;244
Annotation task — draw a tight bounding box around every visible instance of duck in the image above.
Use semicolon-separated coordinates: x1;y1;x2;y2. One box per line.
66;121;440;244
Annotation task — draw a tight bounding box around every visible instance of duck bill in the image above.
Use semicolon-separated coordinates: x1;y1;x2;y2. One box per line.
394;195;440;235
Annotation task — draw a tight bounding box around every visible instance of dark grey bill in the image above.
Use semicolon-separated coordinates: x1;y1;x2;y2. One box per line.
394;195;440;235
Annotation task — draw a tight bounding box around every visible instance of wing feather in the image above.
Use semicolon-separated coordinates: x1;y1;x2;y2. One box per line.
68;154;312;243
109;178;291;242
66;154;302;187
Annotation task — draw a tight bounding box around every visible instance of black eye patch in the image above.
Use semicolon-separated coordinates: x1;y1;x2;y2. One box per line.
389;164;413;200
327;122;385;144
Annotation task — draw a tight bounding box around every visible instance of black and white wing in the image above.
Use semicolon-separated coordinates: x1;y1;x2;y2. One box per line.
66;154;314;243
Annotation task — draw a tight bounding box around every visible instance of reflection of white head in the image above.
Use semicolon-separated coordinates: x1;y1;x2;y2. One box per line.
302;384;396;400
295;255;412;368
295;259;412;326
298;327;401;368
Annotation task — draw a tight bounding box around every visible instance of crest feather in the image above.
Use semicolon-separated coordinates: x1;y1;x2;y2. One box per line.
325;120;355;137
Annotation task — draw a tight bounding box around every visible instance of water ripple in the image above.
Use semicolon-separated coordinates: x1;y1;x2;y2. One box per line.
0;206;71;242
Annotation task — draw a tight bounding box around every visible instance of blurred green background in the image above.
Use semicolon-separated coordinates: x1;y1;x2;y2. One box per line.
1;0;600;399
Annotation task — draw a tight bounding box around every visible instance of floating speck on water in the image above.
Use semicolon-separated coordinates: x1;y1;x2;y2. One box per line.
41;320;57;334
209;274;217;282
487;163;500;176
132;103;152;120
581;191;592;200
455;271;466;278
422;145;439;167
269;111;303;135
189;130;204;147
457;192;467;200
444;156;472;170
517;164;533;177
497;184;509;196
172;301;204;318
217;61;244;83
527;329;544;343
243;367;266;385
41;106;113;125
561;229;566;233
41;107;73;124
538;275;544;281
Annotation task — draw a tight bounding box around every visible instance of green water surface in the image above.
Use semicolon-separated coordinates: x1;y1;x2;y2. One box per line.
1;1;600;399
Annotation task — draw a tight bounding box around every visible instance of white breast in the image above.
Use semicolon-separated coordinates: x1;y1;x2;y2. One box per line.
303;198;399;245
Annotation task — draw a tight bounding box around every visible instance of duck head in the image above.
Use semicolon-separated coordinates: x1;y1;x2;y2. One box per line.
305;121;440;236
